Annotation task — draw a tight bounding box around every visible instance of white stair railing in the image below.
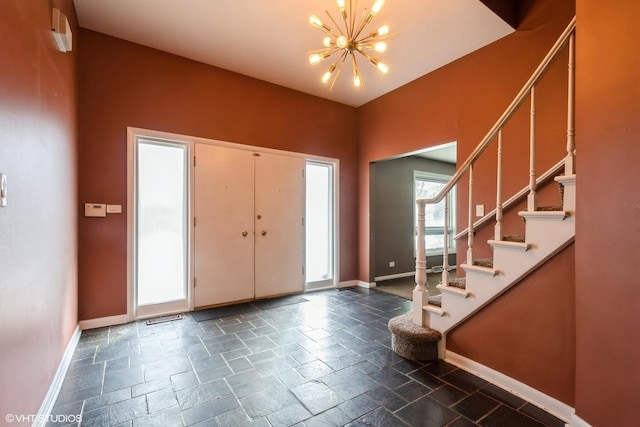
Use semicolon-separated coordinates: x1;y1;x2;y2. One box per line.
527;86;538;212
413;17;576;327
494;130;503;241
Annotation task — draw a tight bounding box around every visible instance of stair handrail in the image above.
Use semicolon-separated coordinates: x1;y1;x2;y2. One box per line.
411;17;576;327
415;16;576;208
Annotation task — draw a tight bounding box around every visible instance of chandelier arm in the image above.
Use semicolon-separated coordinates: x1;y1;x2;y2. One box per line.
356;48;388;73
352;7;375;40
350;0;358;39
356;48;375;62
358;48;383;67
351;52;364;90
359;32;398;43
330;51;350;91
325;10;346;37
309;46;341;55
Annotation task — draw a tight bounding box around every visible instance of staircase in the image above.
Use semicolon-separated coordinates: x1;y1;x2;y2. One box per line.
424;174;575;333
411;17;577;337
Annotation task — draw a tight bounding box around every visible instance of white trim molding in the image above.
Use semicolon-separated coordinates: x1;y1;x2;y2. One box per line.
358;281;377;289
569;413;592;427
79;314;129;330
445;350;574;423
34;326;81;427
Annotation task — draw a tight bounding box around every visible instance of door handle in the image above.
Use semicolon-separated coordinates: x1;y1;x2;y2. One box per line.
261;230;267;236
242;231;248;237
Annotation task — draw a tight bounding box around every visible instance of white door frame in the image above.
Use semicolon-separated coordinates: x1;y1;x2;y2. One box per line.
127;127;339;320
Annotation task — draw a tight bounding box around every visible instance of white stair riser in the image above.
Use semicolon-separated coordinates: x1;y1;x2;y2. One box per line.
555;174;576;213
524;216;574;247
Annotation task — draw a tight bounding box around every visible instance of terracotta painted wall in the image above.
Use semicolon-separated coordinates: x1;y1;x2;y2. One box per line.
0;0;78;417
574;1;640;425
358;0;576;282
77;30;358;320
447;244;576;405
356;0;576;408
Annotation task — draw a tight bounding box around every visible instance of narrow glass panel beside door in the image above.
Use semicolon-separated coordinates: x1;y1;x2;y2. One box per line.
305;161;335;289
136;140;188;315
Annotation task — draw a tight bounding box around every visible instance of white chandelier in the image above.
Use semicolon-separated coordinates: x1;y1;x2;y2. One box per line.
308;0;396;90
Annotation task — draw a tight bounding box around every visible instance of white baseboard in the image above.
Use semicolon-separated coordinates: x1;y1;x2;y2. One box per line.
445;350;574;423
338;280;375;288
375;272;415;281
337;280;357;288
375;266;457;282
79;314;129;330
34;325;81;427
568;413;592;427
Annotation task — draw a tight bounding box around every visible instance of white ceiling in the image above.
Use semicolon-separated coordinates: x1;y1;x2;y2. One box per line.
417;142;457;163
73;0;514;107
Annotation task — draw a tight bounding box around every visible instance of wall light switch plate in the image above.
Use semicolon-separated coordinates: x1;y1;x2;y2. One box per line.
0;173;6;207
84;203;106;217
107;204;122;214
475;204;485;217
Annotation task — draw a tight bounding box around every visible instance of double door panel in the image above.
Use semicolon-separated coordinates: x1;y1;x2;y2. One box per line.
194;143;304;307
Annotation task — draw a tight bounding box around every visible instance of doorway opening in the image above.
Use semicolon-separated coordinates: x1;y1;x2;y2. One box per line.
371;142;457;300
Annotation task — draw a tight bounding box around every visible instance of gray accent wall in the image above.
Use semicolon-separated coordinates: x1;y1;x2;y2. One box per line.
371;156;456;280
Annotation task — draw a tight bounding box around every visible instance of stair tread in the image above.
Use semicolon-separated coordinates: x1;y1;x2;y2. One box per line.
473;258;494;268
428;295;442;307
445;278;466;289
502;235;525;243
536;205;563;211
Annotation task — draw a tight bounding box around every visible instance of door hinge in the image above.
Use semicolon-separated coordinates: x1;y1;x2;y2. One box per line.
193;156;196;167
302;265;305;276
253;153;260;157
194;277;197;288
193;217;196;227
302;169;305;178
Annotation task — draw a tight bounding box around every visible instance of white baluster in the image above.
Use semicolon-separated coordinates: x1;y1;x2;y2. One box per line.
527;86;537;211
495;129;503;241
467;164;474;264
442;193;449;286
565;32;576;175
413;199;428;326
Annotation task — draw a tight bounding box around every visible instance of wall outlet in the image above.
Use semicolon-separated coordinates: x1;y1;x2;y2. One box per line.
107;204;122;214
389;261;395;267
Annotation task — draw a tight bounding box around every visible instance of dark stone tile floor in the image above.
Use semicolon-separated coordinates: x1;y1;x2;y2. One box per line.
48;288;565;426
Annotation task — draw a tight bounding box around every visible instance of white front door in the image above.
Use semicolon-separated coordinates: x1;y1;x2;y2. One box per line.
193;144;255;307
254;153;305;298
193;145;305;307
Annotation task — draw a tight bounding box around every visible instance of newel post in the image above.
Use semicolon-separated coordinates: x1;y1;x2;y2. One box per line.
413;199;428;326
